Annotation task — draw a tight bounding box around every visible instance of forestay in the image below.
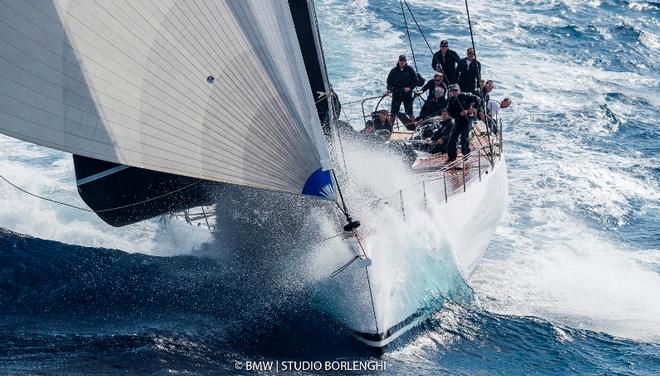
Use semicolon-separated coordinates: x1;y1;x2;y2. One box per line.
0;0;335;200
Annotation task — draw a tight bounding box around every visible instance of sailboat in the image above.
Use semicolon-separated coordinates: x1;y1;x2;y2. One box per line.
0;0;507;348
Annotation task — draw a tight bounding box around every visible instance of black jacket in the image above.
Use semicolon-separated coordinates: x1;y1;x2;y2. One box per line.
431;49;461;83
419;99;446;120
373;117;393;132
447;93;482;121
387;64;418;94
420;79;447;102
431;118;454;143
456;58;481;93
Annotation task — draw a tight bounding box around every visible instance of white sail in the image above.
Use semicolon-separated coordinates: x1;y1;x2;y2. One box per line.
0;0;335;199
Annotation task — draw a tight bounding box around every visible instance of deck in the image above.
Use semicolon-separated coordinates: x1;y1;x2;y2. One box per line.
389;130;503;208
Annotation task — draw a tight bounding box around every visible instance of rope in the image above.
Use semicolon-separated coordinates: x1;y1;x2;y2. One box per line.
319;232;345;243
340;98;371;106
332;171;352;223
95;180;201;213
0;174;93;212
330;255;360;278
0;173;202;214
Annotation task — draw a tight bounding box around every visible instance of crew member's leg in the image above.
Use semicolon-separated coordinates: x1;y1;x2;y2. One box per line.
402;94;415;130
418;101;431;120
446;122;460;161
460;120;471;157
390;94;402;126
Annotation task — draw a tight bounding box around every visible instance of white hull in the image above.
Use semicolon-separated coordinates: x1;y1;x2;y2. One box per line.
317;158;508;347
205;154;507;349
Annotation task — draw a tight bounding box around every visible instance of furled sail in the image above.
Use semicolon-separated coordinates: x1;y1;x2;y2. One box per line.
0;0;335;200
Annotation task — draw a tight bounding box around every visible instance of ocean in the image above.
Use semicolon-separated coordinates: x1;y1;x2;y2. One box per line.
1;0;659;374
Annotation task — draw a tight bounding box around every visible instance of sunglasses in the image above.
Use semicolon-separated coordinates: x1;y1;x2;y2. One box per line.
451;89;459;92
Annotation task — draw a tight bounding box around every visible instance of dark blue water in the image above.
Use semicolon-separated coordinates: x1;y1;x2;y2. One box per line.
1;229;659;375
2;0;660;374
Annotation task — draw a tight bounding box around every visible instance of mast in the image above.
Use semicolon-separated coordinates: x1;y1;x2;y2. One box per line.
287;0;339;123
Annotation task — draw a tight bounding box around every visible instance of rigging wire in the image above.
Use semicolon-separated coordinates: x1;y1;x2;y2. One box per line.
399;0;423;113
325;89;357;230
399;0;418;73
401;0;436;60
397;0;494;166
463;0;495;165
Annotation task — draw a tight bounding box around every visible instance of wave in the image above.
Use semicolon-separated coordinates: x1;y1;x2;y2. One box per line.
0;228;226;315
319;0;660;347
2;228;658;375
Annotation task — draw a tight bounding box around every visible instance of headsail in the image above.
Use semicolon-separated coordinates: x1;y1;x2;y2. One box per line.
0;0;335;200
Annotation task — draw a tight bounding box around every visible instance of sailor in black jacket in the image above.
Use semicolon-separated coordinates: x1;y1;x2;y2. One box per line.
373;109;393;132
429;110;454;154
446;84;482;162
419;72;448;102
419;87;447;120
456;48;481;94
386;55;418;126
431;40;461;84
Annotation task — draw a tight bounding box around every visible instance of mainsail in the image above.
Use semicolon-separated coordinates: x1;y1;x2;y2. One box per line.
0;0;335;200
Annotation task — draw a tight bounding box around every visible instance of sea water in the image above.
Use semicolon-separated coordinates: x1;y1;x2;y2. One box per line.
1;0;659;374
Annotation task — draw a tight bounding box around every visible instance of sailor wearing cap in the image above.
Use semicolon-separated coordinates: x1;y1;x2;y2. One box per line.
446;84;483;163
386;55;418;128
431;40;461;85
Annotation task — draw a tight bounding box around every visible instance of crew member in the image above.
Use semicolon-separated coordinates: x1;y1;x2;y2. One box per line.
373;109;393;132
456;48;481;94
446;84;482;163
419;72;448;102
482;79;494;105
386;55;418;128
429;109;454;154
486;97;512;134
418;86;447;120
431;40;461;84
